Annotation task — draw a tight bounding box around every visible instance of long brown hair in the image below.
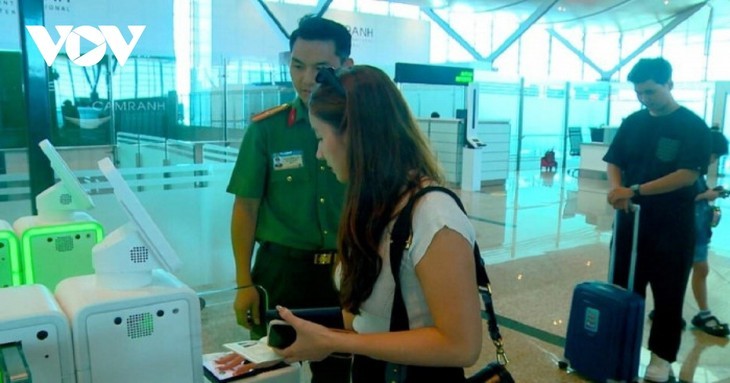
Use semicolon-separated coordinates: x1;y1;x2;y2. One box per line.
309;65;444;313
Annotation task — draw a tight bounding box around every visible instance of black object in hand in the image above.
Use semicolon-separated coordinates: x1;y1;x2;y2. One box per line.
265;307;344;329
267;320;297;348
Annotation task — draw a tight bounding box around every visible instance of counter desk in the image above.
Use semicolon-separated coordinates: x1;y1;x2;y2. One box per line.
579;142;609;179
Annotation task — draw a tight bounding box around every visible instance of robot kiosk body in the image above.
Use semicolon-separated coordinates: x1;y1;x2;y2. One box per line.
13;140;102;290
0;284;75;383
55;158;202;383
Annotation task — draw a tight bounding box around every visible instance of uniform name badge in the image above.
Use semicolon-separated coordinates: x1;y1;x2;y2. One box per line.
273;150;304;170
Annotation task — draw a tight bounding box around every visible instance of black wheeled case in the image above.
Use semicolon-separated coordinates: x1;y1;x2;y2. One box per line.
564;205;644;383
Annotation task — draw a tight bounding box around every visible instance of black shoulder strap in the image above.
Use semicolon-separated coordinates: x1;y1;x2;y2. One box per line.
389;186;505;348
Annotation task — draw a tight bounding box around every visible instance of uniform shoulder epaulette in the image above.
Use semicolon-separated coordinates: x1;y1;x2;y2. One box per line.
252;103;290;122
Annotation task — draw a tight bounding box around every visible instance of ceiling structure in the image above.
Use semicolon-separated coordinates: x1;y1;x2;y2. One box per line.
362;0;726;79
386;0;727;34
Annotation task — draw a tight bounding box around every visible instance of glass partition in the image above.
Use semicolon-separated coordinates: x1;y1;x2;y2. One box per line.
565;81;611;172
609;81;716;126
521;80;568;171
476;77;521;170
607;82;640;126
399;83;467;119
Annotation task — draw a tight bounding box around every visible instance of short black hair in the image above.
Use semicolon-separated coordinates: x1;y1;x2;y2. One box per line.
289;15;352;62
627;57;672;85
710;130;729;157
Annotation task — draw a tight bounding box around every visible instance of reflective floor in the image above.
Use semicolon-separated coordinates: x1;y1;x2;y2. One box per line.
201;165;730;383
458;169;730;383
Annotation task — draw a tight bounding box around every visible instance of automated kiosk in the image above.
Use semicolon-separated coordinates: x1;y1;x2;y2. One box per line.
0;220;21;288
13;140;102;289
55;158;202;383
0;284;75;383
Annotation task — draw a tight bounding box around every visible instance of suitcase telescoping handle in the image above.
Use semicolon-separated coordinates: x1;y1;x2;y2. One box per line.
607;204;640;291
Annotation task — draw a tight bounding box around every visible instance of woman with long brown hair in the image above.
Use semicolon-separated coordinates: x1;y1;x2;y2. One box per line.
274;65;482;382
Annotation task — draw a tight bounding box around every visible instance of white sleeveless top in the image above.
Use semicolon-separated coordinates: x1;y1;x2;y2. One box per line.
351;192;476;333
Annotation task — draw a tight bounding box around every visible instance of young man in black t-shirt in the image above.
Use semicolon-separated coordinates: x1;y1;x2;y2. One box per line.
603;57;711;383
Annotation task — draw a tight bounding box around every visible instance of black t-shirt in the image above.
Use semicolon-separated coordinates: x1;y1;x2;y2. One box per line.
603;106;710;209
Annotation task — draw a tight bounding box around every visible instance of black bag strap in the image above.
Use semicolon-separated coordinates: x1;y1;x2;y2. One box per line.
389;186;508;365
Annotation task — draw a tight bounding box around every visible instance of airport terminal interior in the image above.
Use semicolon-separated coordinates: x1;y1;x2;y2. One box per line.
1;0;730;382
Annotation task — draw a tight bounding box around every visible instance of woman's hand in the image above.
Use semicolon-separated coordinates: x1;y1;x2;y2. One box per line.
271;306;336;363
213;352;257;376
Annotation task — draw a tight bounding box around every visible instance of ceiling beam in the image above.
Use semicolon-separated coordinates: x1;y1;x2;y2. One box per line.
704;5;713;56
315;0;334;17
255;0;335;39
255;0;290;40
605;1;708;79
485;0;559;63
547;29;610;80
422;8;487;62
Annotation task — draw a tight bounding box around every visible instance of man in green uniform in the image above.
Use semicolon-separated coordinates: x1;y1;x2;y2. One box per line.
226;16;353;383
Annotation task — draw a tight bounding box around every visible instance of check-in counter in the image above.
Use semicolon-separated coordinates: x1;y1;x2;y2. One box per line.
416;118;464;185
476;119;511;186
579;127;618;178
579;143;609;178
415;118;511;189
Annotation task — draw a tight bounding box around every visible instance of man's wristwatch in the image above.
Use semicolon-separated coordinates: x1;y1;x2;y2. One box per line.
630;184;641;196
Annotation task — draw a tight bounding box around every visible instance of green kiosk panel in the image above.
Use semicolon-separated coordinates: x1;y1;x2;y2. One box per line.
19;221;103;289
0;221;21;287
12;139;104;290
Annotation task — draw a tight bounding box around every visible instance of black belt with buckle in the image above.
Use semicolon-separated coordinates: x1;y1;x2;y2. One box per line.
313;252;334;265
262;242;336;265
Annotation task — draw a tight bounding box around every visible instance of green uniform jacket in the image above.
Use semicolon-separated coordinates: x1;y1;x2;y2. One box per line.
226;98;345;251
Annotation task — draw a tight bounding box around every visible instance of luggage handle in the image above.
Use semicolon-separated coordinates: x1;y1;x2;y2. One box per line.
607;204;640;291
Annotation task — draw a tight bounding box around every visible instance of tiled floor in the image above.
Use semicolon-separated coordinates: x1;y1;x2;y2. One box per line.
201;166;730;383
458;170;730;383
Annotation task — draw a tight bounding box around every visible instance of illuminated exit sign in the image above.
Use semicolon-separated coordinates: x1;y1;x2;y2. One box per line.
394;63;474;86
455;70;474;84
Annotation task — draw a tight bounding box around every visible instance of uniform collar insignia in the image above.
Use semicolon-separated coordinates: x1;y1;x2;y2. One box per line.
251;103;290;122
